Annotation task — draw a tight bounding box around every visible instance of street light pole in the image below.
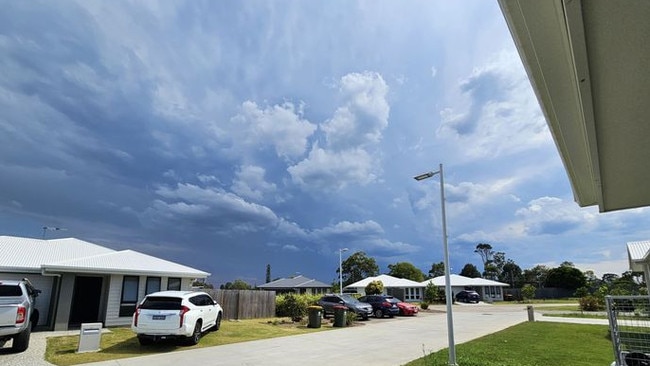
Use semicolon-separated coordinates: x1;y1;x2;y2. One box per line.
339;248;348;295
414;163;457;366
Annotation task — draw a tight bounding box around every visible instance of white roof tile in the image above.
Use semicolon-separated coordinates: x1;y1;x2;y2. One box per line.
627;240;650;271
0;236;208;278
346;274;424;288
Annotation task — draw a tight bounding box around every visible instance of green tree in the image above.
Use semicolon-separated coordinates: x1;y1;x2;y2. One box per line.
499;260;523;287
483;263;499;280
546;266;586;290
474;243;494;271
428;261;445;278
339;251;379;286
222;279;252;290
523;265;550;288
365;280;384;295
388;262;425;282
459;263;481;278
423;281;439;303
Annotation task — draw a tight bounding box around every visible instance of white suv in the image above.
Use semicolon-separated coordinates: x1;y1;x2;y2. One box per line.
131;290;223;345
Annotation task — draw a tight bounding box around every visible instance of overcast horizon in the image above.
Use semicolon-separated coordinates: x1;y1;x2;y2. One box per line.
2;1;648;287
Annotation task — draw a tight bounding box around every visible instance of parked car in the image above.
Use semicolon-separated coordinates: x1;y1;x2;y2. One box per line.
132;290;223;345
388;297;419;316
455;290;481;303
358;295;400;318
0;279;40;353
317;294;373;320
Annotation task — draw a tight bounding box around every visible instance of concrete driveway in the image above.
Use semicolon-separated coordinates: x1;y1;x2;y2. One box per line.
80;304;531;366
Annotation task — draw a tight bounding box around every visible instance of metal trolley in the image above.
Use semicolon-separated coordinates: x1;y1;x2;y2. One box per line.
606;296;650;366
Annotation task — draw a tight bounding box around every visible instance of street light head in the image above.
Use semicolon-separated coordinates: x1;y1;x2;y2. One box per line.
414;171;436;181
340;247;349;252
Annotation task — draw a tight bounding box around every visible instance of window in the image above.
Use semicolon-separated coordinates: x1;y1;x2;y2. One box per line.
146;277;161;294
167;277;181;291
119;276;139;317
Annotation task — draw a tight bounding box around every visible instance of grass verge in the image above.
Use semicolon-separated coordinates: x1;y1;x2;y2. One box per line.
46;317;334;366
404;322;613;366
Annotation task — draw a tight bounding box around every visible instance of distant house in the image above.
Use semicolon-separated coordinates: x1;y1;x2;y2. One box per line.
627;240;650;294
421;274;509;302
345;274;425;302
0;235;209;331
257;275;331;294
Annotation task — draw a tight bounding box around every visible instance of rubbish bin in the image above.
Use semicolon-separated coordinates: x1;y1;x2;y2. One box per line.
78;322;102;353
333;305;347;327
526;305;535;322
308;305;322;328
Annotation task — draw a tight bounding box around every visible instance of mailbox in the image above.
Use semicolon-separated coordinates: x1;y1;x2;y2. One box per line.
78;322;103;353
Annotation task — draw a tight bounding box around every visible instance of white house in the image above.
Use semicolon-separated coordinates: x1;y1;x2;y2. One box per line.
345;274;425;302
421;274;509;302
0;235;209;331
257;275;331;294
627;240;650;294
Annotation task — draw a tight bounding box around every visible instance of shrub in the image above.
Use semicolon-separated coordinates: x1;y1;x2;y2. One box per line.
365;280;384;295
275;293;307;320
345;309;357;325
420;302;429;310
521;284;536;302
579;295;604;311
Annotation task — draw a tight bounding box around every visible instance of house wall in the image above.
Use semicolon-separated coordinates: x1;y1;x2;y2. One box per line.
347;286;423;301
0;272;54;327
53;273;75;331
104;274;195;327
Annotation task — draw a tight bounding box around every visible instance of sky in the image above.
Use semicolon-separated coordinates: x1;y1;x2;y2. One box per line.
1;0;648;287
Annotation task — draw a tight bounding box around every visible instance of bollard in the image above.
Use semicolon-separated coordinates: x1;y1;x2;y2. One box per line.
526;305;535;322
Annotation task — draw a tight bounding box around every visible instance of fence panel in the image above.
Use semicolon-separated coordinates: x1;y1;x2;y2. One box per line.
207;289;276;319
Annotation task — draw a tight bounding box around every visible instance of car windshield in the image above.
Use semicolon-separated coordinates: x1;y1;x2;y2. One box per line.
388;297;401;303
340;295;360;303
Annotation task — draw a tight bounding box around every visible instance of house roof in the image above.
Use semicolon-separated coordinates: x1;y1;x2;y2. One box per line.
346;274;425;289
627;240;650;272
257;275;330;289
422;274;509;287
498;1;650;212
0;236;209;278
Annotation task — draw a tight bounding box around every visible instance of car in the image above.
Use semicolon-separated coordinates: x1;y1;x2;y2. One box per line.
388;297;419;316
358;295;400;318
455;290;481;303
132;290;223;345
0;279;40;353
317;294;373;320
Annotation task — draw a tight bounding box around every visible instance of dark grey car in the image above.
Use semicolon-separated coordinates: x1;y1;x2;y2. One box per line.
317;294;373;320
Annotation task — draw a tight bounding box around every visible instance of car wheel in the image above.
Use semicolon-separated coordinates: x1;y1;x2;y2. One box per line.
138;336;153;346
212;313;222;331
12;322;31;353
361;313;369;320
374;309;383;318
187;321;202;346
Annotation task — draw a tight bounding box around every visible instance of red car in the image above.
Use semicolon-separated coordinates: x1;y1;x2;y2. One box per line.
388;297;418;316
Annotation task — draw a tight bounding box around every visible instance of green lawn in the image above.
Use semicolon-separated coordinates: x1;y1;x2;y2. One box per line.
46;318;333;366
404;322;613;366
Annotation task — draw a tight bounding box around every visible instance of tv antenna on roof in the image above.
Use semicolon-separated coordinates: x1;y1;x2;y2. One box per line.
42;226;67;239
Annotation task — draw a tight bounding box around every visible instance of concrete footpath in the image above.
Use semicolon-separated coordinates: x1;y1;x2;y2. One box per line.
81;305;531;366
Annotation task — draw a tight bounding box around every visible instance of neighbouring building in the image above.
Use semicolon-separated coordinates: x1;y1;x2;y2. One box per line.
0;235;209;331
421;274;509;302
627;240;650;294
257;275;331;294
345;274;425;302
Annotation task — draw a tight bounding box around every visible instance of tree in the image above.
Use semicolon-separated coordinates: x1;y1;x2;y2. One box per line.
545;266;586;290
339;251;379;286
523;265;550;288
499;260;523;287
221;279;252;290
474;243;494;269
492;251;506;276
265;264;271;283
365;280;384;295
388;262;425;282
428;261;445;278
423;281;440;303
459;263;481;278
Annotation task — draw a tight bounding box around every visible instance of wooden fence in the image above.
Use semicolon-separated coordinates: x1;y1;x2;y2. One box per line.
206;289;276;319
